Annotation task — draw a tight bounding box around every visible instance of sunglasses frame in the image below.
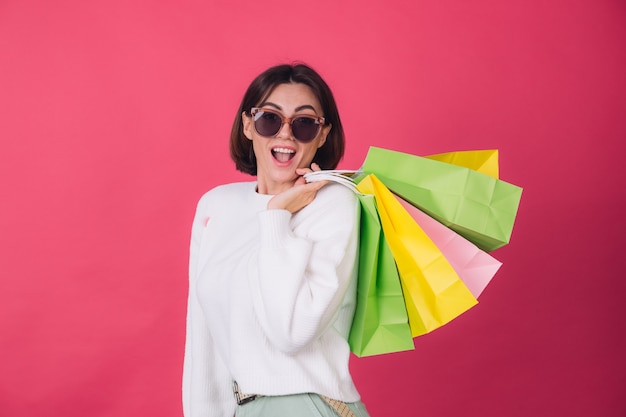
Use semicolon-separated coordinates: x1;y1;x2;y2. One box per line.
250;107;325;143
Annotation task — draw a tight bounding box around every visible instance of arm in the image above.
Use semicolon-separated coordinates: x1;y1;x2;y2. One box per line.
249;184;359;354
182;195;236;417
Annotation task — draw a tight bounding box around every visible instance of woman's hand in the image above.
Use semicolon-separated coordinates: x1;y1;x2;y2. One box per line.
267;163;329;213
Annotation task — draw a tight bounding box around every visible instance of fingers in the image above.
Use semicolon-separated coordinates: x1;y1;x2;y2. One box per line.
295;163;322;176
309;179;328;190
268;164;327;212
267;179;328;213
294;175;307;186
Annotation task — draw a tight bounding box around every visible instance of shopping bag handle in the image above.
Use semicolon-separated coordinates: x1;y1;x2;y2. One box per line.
304;170;364;194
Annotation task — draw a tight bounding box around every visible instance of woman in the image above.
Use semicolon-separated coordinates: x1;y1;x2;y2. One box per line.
182;63;370;417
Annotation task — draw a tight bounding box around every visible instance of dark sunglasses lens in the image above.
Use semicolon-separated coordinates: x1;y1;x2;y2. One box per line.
255;112;282;137
292;117;319;142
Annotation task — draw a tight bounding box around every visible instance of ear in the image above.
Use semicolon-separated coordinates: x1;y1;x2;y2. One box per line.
242;111;253;140
317;123;331;149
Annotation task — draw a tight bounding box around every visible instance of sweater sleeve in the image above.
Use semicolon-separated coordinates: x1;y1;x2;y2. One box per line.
182;195;236;417
249;184;359;354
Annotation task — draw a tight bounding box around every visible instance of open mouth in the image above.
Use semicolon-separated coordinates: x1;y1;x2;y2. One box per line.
271;147;296;163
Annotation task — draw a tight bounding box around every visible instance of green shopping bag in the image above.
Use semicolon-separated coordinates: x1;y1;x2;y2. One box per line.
361;147;523;251
348;194;414;357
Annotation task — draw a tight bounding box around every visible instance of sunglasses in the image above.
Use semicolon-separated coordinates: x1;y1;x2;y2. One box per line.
250;107;325;143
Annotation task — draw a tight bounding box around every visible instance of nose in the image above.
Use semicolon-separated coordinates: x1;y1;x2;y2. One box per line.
276;120;295;140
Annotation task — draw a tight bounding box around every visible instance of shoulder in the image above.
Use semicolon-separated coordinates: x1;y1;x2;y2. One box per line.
292;182;359;241
314;182;358;207
196;182;256;212
300;182;359;222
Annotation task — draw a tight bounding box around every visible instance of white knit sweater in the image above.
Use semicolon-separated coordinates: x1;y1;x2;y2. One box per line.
182;181;360;417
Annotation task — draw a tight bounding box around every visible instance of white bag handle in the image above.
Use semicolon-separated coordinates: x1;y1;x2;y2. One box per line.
303;170;363;194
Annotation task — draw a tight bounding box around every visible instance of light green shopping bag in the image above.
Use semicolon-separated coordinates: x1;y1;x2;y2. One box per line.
361;147;523;251
348;194;414;357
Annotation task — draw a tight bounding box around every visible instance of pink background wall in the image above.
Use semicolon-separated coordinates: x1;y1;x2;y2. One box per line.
1;1;624;416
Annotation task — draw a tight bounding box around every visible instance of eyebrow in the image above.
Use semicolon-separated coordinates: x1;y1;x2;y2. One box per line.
260;102;318;114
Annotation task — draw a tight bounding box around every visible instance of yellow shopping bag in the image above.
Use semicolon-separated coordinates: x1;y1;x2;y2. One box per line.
425;150;499;179
357;174;479;337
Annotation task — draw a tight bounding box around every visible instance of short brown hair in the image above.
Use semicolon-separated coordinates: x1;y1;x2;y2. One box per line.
230;63;345;175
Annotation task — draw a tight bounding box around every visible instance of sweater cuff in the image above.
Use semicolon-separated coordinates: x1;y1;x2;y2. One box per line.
257;209;294;248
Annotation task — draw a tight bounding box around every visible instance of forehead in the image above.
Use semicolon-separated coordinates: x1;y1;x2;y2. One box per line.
262;83;322;113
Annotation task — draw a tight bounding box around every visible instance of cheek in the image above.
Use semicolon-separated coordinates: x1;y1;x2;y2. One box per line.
298;144;320;165
251;139;265;158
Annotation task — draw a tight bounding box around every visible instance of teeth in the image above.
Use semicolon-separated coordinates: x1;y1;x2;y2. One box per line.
272;148;295;154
